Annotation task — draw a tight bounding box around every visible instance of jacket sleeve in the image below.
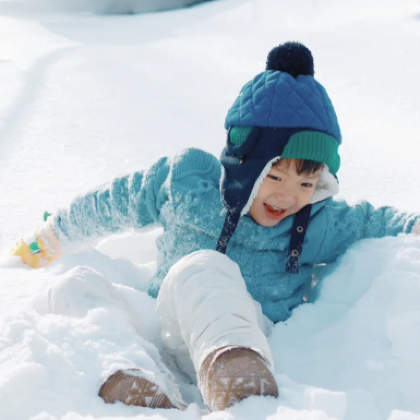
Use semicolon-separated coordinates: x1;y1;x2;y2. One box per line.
315;199;420;264
52;156;170;246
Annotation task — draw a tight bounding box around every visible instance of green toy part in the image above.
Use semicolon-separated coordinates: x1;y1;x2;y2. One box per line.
29;241;40;254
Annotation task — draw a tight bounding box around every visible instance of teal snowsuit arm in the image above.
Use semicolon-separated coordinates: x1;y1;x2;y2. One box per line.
53;156;170;243
316;199;420;264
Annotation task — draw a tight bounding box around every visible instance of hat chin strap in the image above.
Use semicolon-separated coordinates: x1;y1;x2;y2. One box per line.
216;211;241;254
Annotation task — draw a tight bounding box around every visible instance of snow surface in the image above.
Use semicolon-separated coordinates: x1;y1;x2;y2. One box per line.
0;0;211;14
1;0;420;419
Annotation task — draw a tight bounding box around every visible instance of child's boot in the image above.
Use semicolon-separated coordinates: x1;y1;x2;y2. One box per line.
99;369;186;409
198;346;279;411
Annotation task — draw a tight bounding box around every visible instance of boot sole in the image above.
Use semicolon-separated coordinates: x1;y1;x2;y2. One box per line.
99;369;180;409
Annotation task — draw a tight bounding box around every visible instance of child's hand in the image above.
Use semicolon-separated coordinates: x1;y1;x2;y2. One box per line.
11;212;61;268
413;220;420;235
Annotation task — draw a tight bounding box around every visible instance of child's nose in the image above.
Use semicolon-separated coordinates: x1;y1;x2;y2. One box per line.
275;185;296;205
273;189;295;205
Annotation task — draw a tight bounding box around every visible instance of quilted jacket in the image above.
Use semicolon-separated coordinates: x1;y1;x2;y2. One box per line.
52;147;420;323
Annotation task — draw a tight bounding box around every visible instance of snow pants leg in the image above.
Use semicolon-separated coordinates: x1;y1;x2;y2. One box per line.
156;250;274;384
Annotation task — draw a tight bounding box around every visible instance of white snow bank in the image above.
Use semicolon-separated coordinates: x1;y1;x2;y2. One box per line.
1;233;420;419
271;235;420;420
0;0;211;15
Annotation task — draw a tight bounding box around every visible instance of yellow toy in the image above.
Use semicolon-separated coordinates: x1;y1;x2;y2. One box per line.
11;212;61;268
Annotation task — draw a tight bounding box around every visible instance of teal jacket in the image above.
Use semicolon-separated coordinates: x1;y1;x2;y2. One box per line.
53;148;419;323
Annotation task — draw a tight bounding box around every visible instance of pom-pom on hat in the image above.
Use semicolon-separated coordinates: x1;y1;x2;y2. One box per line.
216;41;342;274
266;41;314;76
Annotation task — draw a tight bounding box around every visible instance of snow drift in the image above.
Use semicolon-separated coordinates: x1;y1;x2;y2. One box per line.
2;232;420;420
0;0;213;14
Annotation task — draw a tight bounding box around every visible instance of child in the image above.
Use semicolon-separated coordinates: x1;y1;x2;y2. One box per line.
12;42;420;412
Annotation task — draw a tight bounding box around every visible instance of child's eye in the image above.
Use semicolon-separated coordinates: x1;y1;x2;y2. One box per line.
301;182;314;188
268;175;281;181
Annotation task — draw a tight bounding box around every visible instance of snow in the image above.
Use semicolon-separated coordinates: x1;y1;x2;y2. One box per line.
0;0;210;14
1;0;420;419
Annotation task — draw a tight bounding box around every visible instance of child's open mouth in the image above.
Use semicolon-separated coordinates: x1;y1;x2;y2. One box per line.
263;203;287;220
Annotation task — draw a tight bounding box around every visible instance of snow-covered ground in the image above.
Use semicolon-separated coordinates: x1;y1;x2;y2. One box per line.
0;0;211;14
1;0;420;419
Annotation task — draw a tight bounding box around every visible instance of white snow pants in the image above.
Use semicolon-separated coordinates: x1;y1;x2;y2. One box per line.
157;250;274;383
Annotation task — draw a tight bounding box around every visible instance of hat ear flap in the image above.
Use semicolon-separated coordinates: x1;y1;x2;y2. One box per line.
240;156;280;216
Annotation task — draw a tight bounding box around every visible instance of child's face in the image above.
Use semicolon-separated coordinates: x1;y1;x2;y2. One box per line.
249;159;321;227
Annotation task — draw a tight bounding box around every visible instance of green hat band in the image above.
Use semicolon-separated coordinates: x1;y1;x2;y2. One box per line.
282;131;340;175
229;127;340;175
229;126;254;146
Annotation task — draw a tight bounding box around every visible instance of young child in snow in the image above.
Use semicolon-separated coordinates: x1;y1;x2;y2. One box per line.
12;42;420;412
